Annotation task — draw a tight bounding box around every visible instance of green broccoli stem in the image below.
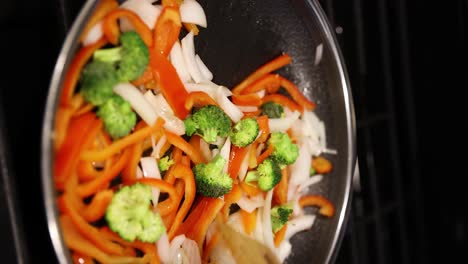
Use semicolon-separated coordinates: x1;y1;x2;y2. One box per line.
245;171;259;183
94;47;122;63
202;127;219;143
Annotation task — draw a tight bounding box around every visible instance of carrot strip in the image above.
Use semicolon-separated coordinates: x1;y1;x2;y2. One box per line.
242;110;262;118
257;143;274;164
168;164;196;239
255;115;270;143
262;94;303;113
82;190;113;222
185;197;225;248
231;93;262;106
239;180;262;197
232;54;292;95
153;7;182;56
103;9;153;46
81;118;165;161
72;252;94;264
60;37;108;106
299;195;335;217
312;156;333;174
274;224;287;247
221;183;242;221
184;91;218;111
55;113;101;190
241;74;281;95
121;141;144;184
60;215;149;264
273;168;288;206
165;131;205;164
279;76;316;111
133;178;179;216
227;146;249;180
131;66;154;87
171;146;183;164
73;102;94;117
240;209;257;235
77;148;131;197
79;0;119;43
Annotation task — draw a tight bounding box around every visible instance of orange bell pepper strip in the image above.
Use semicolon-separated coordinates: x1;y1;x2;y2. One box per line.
55;94;87;150
312;156;333;174
228;146;249;180
165;131;206;164
60;37;108;106
274;224;287;247
82;190;114;222
167;164;196;239
239;180;262;197
257;143;274;165
121;121;147;184
54;113;101;190
80;118;165;161
60;215;149;263
262;94;303;113
131;66;154;87
133;177;179;216
79;0;119;43
232;54;292;95
151;52;189;119
161;0;182;7
184;23;199;35
221;183;242;221
240;209;257;235
184;91;218;111
242;110;262;118
72;252;94;264
232;93;263;106
103;9;153;47
273;168;288;206
299;195;335;217
255;115;270;143
153;7;182;56
241;74;281;95
279;76;316;111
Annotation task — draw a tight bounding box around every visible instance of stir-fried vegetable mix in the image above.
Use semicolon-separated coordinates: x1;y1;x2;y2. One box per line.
54;0;336;263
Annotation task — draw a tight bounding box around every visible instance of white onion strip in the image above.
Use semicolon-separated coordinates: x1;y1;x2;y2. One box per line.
113;83;157;125
195;54;213;81
219;137;231;173
181;32;204;83
262;190;275;251
140;157;162;207
284;215;316;241
120;0;161;31
153;135;167;158
179;0;207;27
268;111;301;132
216;89;243;122
170;41;192;83
157;232;171;263
82;21;103;46
314;43;323;66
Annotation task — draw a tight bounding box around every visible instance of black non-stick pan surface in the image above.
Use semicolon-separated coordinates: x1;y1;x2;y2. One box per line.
42;0;356;263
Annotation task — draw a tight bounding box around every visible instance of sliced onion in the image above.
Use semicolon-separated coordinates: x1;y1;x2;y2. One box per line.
268;111;301;132
144;91;186;135
255;89;266;98
253;206;264;244
215;89;243;122
209;241;237;264
236;193;264;213
195;54;213;81
170;41;192;83
120;0;161;31
298;174;323;194
153;135;167;158
211;148;219;158
170;234;186;260
237;145;251;181
113;83;158;125
226;211;245;235
219;137;231;173
314;43;323;66
82;21;103;46
179;0;207;27
284;215;316;241
199;138;212;162
181;32;203;83
184;82;232;98
140;157;162;207
181;238;201;264
262;190;275;251
236;105;258;112
157;232;171;263
278;241;292;263
289;142;311;187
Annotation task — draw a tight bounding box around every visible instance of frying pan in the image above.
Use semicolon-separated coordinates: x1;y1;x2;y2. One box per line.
41;0;356;263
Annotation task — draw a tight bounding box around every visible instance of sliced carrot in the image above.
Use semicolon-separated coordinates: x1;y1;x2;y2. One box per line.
165;131;205;164
121;141;144;184
273;168;288;206
227;146;249;180
79;0;118;43
240;209;257;235
262;94;303;113
299;195;335;217
279;76;316;111
80;118;165;162
231;93;262;106
312;156;333;174
242;110;262;118
102;9;153;47
82;190;113;222
232;54;292;95
60;37;108;106
184;91;218;111
257;143;274;164
274;224;287;247
153;7;182;56
255;115;270;143
241;74;281;95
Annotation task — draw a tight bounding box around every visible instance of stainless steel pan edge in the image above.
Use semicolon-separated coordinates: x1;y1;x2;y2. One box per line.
41;0;356;263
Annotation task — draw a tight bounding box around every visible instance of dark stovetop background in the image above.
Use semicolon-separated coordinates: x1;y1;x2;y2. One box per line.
1;0;467;263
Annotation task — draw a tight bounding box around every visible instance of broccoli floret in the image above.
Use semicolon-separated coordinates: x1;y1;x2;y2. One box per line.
271;204;293;233
184;105;232;143
310;167;316;176
80;60;119;106
93;31;149;82
105;183;165;243
261;102;284;118
158;156;174;172
97;95;137;139
267;132;299;165
193;154;233;197
245;158;281;191
229;118;259;147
